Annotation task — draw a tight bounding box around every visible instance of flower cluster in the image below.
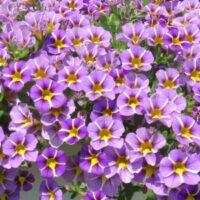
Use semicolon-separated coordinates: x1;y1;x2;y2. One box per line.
0;0;200;199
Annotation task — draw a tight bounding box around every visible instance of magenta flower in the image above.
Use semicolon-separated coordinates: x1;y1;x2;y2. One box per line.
87;116;124;150
3;132;38;168
126;127;166;165
159;149;200;188
2;61;31;91
30;78;66;112
58;118;87;145
82;70;115;101
120;46;154;71
37;147;67;178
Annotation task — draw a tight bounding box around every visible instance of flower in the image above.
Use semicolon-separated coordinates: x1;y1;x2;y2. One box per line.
39;179;63;200
2;61;31;91
2;132;38;168
126;127;166;165
80;145;107;175
58;118;87;145
120;46;154;71
87;116;124;150
37;147;67;178
84;191;109;200
30;78;66;112
159;149;200;188
15;170;35;191
82;70;115;101
172;114;200;146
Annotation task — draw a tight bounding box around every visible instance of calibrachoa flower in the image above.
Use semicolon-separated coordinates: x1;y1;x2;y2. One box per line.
87;116;124;150
104;146;143;183
84;190;109;200
2;61;31;91
39;179;63;200
172;114;200;146
30;78;66;112
117;88;147;116
82;70;115;101
58;118;87;145
15;170;35;191
126;127;166;165
80;145;107;175
159;149;200;188
37;147;67;178
2;132;38;168
120;46;154;71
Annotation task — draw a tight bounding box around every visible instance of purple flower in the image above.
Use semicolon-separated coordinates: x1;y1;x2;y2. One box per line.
126;127;166;165
2;61;31;91
172;114;200;146
117;22;146;46
104;146;143;183
90;99;121;121
85;173;121;196
183;24;200;45
120;46;154;71
82;70;115;101
192;83;200;103
3;132;38;168
37;147;67;178
15;170;35;191
143;92;175;127
0;167;17;195
84;26;112;47
159;149;200;188
156;68;183;90
60;0;83;12
57;57;88;91
87;116;124;150
58;118;87;145
67;13;90;28
117;88;147;116
84;191;109;200
39;179;63;200
177;186;200;200
30;78;66;112
45;30;69;54
80;145;107;175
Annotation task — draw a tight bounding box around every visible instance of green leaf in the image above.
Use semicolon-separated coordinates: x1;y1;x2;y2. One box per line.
146;191;156;200
144;0;151;5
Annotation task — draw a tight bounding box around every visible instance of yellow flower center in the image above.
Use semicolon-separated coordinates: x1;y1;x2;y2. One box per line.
34;69;46;79
12;71;22;82
68;2;76;10
89;154;99;166
0;58;6;66
186;34;194;43
0;148;5;160
116;76;124;86
173;162;187;175
68;127;79;137
19;176;26;185
46;22;55;33
144;164;157;177
16;144;26;155
99;129;112;140
51;108;62;117
181;126;192;139
54;39;65;49
97;7;105;13
67;73;78;83
150;108;162;118
128;96;139;108
186;195;195;200
23;117;31;126
91;36;101;43
85;55;95;64
75;166;82;176
47;158;57;170
0;173;4;184
131;34;139;44
104;63;111;71
131;57;142;67
163;79;174;88
41;89;54;101
102;109;112;116
140;141;153;153
172;37;182;45
190;69;200;82
49;192;55;200
154;36;163;45
116;156;129;169
93;83;103;93
73;38;82;46
101;175;107;183
0;193;8;200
